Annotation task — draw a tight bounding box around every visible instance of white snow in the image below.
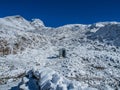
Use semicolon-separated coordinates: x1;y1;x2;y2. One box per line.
0;15;120;90
31;19;45;28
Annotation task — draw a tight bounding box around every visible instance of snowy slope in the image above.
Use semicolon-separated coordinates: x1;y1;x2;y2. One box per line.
0;15;120;90
0;15;35;30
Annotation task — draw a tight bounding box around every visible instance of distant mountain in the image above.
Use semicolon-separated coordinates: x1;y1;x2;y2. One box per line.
0;15;120;90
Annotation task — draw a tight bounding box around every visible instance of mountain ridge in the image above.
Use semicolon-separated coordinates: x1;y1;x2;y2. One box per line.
0;15;120;90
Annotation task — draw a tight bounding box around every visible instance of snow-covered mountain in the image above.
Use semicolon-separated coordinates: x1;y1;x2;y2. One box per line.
0;15;120;90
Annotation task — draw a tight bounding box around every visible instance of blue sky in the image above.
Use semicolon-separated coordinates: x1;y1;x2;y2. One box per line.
0;0;120;27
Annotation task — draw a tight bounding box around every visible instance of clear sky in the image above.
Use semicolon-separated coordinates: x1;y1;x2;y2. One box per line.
0;0;120;27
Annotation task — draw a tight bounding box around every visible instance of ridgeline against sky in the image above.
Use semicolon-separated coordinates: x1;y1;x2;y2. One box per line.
0;0;120;27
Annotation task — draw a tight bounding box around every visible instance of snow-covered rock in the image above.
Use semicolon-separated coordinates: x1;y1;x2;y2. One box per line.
0;15;120;90
31;19;45;28
0;15;35;30
18;68;96;90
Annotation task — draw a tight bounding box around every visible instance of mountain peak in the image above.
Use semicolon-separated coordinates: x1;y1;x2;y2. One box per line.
0;15;35;30
31;19;45;28
4;15;24;19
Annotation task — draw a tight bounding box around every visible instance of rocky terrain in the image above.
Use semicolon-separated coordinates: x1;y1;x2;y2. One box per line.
0;15;120;90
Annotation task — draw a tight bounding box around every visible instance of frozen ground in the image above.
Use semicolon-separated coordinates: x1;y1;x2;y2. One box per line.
0;15;120;90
